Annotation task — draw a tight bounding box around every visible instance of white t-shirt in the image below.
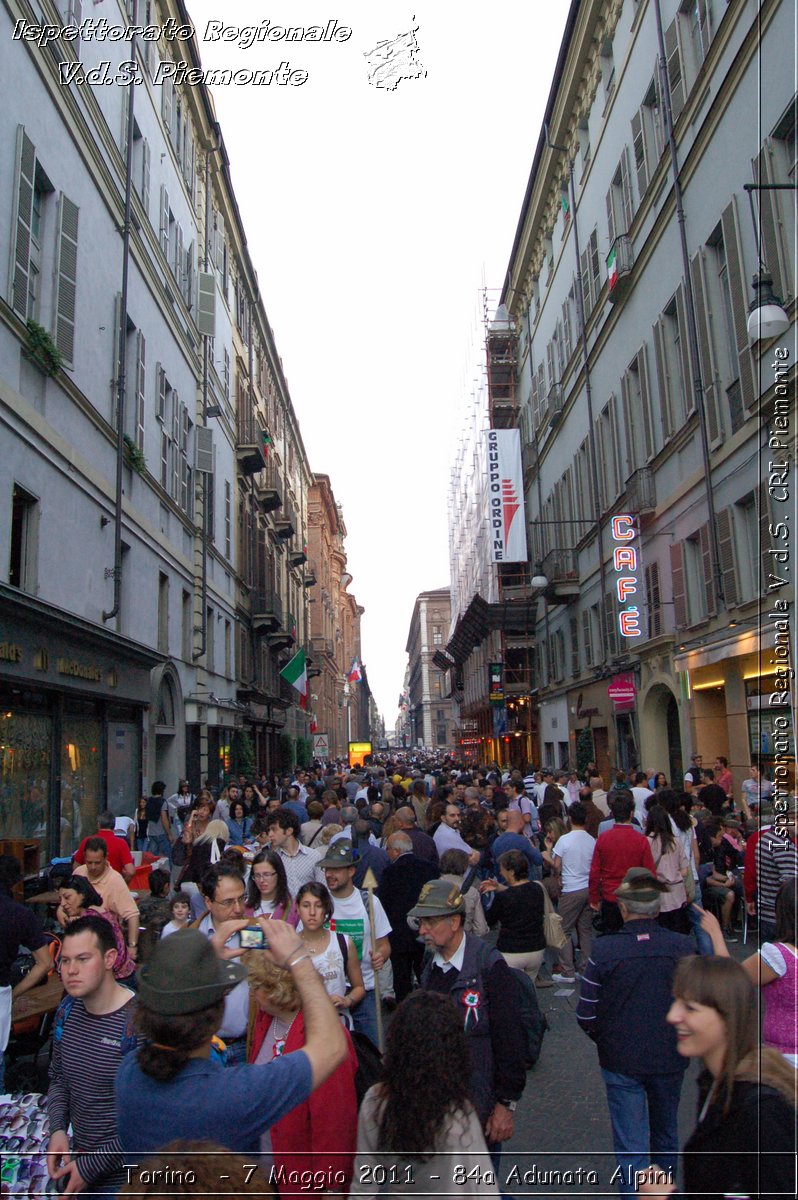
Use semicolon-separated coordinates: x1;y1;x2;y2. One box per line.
114;815;136;840
161;919;190;937
553;829;596;892
329;889;391;991
631;787;652;828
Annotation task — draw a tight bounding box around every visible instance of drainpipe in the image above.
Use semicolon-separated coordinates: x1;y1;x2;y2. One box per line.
103;9;139;621
653;0;723;609
194;147;213;660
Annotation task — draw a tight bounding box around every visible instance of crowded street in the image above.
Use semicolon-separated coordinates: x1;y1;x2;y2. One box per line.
1;0;797;1197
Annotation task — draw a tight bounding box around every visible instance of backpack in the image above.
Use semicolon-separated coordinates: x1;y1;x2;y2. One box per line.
349;1029;384;1106
145;794;163;824
53;993;138;1056
472;941;548;1071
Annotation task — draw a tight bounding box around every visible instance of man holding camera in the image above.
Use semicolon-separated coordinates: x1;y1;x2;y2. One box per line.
195;864;251;1065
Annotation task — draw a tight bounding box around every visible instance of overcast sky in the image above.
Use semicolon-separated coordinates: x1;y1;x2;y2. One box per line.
183;1;570;726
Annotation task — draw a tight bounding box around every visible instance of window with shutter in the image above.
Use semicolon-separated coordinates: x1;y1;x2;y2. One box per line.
758;482;776;596
161;75;174;137
171;392;181;499
141;140;150;216
53;194;79;364
670;543;687;628
645;562;663;638
159;186;169;258
664;20;686;121
631;110;649;198
604;592;618;657
580;246;592;317
699;522;715;617
588;230;601;305
10;127;36;319
675;284;695;415
135;331;145;451
581;609;593;667
716;508;739;609
689;251;722;443
570;617;579;676
719;201;756;412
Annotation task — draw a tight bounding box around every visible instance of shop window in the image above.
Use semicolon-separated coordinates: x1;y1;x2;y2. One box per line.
9;484;39;592
0;706;51;842
61;704;101;855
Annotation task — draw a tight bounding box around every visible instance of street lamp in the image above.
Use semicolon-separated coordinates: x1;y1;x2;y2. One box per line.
742;181;795;344
746;272;789;343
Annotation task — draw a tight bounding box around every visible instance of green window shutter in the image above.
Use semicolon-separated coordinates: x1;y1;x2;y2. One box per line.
53;194;79;364
10;126;36;318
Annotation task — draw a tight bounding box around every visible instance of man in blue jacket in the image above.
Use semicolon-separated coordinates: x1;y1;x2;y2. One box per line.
576;868;693;1195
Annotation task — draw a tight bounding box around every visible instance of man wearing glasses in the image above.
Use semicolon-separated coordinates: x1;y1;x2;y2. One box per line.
196;864;250;1064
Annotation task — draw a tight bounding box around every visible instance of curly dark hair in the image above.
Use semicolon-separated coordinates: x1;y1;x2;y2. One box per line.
376;991;472;1160
135;1000;224;1082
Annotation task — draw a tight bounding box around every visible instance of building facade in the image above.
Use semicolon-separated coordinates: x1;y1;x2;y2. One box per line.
406;587;457;751
306;474;369;759
0;0;352;860
498;0;795;788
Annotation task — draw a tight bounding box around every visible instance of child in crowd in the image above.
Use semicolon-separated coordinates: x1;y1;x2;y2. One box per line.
161;893;191;937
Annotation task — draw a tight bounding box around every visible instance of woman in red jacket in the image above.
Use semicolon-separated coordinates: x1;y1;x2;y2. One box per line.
246;950;358;1197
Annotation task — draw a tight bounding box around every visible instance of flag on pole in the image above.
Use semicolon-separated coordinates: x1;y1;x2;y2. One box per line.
347;658;362;684
280;647;308;709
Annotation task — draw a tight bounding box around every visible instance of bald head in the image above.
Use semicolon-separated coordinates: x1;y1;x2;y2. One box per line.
394;807;417;828
386;831;413;859
504;810;525;834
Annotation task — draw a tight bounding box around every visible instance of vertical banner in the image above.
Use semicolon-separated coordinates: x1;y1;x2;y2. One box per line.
611;514;646;641
486;428;528;563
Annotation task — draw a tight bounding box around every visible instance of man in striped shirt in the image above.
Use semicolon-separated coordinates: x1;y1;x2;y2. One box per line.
47;914;137;1195
750;797;798;942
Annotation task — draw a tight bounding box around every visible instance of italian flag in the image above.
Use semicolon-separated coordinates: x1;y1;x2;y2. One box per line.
280;647;308;708
607;243;618;293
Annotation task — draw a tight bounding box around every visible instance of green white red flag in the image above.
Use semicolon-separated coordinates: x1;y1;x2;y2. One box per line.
280;647;308;708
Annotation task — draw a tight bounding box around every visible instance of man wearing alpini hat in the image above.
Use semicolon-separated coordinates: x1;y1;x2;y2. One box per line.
318;840;391;1045
409;878;526;1155
576;868;694;1195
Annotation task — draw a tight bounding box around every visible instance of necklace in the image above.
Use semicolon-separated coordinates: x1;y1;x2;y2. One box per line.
301;930;328;953
271;1012;298;1058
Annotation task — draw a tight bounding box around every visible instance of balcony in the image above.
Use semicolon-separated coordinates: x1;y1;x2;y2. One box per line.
267;611;295;652
258;460;283;513
625;466;656;514
541;382;563;430
541;547;580;603
288;550;307;569
273;497;296;540
236;410;267;477
251;588;281;634
303;562;317;588
607;234;635;305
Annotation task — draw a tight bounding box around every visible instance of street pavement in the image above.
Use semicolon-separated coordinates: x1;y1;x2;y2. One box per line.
498;937;752;1199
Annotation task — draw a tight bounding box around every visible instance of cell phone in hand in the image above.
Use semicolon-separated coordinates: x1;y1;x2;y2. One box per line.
240;926;268;949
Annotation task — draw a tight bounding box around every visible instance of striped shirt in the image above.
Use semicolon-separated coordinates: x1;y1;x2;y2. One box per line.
47;994;137;1186
274;841;323;896
754;829;798;922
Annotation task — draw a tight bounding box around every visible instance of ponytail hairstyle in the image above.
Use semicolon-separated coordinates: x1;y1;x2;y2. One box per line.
135;1000;224;1083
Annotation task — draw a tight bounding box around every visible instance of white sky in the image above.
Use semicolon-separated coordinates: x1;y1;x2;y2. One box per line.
183;1;571;725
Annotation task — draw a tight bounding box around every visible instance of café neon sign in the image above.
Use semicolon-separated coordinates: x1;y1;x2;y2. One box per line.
611;514;642;638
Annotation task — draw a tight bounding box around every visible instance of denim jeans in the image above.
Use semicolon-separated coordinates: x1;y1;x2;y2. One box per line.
687;899;714;955
146;833;172;860
351;988;379;1046
222;1035;248;1066
601;1068;684;1195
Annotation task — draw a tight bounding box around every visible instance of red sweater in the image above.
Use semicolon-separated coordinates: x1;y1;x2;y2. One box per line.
248;1010;357;1196
73;829;133;875
589;824;656;905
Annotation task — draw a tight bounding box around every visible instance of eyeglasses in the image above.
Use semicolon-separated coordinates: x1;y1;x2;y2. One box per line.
253;871;277;881
214;893;247;909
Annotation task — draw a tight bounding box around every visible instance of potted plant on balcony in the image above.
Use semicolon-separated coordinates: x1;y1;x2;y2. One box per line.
24;319;62;377
123;434;147;476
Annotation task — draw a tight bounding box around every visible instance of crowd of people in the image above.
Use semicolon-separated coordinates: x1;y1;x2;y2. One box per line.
0;751;795;1198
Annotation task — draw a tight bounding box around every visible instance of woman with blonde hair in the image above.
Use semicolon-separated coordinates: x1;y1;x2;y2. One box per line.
246;950;357;1194
638;955;796;1200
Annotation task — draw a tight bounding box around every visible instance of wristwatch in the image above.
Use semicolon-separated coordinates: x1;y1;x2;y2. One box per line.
497;1099;517;1112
